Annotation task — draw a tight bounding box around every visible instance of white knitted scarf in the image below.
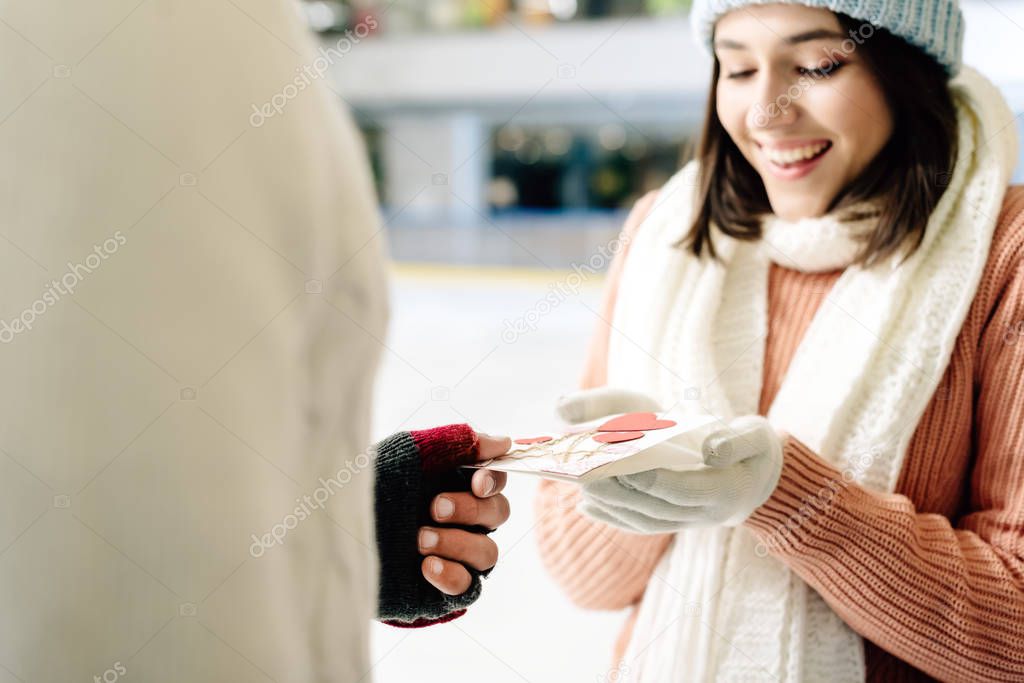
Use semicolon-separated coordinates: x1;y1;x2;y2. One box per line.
608;67;1018;682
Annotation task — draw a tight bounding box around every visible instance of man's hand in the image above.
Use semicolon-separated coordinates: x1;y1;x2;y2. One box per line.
374;425;512;625
419;434;511;594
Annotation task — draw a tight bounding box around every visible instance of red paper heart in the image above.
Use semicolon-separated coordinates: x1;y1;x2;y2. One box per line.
593;431;644;444
597;412;676;432
514;436;553;445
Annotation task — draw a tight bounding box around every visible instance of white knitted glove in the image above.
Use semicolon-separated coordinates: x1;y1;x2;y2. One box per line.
556;388;785;534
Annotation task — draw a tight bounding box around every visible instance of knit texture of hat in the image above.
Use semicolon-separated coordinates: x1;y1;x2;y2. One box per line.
690;0;965;75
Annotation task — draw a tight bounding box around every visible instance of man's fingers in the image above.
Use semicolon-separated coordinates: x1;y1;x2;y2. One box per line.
421;556;472;595
467;434;508;498
418;527;499;571
475;433;511;461
431;492;510;529
470;468;507;497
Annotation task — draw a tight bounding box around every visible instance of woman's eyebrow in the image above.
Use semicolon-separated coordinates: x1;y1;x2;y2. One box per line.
783;28;848;44
714;38;747;50
714;28;847;51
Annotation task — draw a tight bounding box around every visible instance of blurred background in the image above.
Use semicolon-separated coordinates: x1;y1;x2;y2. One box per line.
301;1;1024;681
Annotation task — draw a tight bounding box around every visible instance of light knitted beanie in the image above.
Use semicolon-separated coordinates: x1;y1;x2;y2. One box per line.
690;0;965;75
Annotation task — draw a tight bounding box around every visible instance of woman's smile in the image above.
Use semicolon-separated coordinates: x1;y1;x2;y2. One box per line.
755;138;834;180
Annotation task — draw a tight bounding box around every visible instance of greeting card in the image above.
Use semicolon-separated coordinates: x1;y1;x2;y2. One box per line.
469;412;721;483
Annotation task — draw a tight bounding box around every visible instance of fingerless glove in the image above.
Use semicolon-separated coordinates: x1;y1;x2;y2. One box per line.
373;424;492;627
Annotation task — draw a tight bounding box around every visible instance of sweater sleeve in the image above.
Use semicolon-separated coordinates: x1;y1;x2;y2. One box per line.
374;424;489;627
534;191;675;611
744;241;1024;681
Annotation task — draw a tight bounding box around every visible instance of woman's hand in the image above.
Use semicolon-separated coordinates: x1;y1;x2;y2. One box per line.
419;434;511;594
557;388;784;534
580;415;783;533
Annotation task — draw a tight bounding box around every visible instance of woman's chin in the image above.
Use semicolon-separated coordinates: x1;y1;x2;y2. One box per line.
766;196;830;222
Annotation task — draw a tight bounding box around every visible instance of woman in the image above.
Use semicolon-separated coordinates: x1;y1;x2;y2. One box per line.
535;1;1024;681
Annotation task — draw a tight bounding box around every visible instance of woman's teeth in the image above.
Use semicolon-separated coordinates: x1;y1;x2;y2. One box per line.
763;142;831;167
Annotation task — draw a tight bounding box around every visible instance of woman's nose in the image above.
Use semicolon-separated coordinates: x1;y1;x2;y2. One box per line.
747;72;799;130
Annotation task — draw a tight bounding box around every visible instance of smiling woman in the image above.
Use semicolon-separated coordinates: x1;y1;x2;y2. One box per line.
687;5;959;268
534;1;1024;682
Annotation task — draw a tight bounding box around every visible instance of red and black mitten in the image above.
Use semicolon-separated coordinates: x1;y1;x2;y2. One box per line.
373;424;492;627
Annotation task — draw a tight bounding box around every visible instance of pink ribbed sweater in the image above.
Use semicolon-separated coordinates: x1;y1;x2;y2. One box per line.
534;187;1024;682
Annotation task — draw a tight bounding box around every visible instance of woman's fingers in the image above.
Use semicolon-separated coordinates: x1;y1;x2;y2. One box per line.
418;527;499;571
470;468;507;498
430;492;510;529
421;556;472;595
702;416;774;468
555;387;662;424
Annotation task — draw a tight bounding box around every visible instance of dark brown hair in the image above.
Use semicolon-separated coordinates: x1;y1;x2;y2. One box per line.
682;13;959;268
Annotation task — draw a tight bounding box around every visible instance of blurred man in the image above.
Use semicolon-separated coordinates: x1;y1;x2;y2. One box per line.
0;2;500;680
